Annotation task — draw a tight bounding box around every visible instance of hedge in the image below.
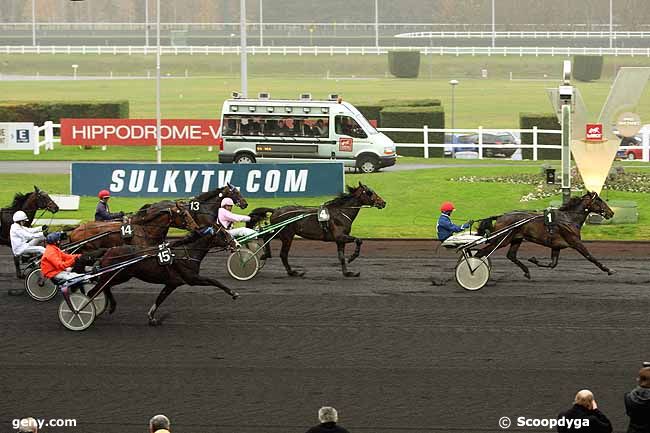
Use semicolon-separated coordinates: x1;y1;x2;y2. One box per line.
380;106;445;157
0;101;130;124
355;105;383;127
519;112;561;160
573;55;603;82
378;99;441;107
387;51;420;78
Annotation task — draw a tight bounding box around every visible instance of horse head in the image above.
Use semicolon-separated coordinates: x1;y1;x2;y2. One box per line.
32;186;59;213
224;183;248;209
207;223;239;251
172;202;199;231
350;181;386;209
585;192;614;219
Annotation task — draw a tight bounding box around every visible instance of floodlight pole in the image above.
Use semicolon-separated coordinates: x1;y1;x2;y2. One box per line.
155;0;162;163
375;0;379;48
145;0;150;47
561;102;571;205
240;0;248;97
32;0;36;46
259;0;263;47
491;0;495;48
609;0;613;49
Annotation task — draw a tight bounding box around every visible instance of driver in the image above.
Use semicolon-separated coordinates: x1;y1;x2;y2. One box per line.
10;210;46;257
40;232;84;283
95;189;125;221
218;198;257;238
437;201;473;241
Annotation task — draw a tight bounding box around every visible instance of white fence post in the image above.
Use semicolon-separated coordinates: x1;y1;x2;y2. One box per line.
423;125;429;159
532;126;538;161
478;126;483;159
33;125;40;155
44;121;53;150
643;131;649;162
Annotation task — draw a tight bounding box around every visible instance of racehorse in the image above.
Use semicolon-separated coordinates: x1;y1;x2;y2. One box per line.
475;192;615;278
67;204;198;251
87;224;239;325
247;182;386;277
139;183;248;227
0;186;59;246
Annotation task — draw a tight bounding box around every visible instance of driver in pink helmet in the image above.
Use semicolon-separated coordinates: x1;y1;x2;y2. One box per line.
218;197;257;238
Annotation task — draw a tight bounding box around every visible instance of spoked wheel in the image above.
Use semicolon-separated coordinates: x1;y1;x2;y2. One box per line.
247;239;267;269
25;268;57;302
58;293;96;331
455;257;491;291
91;291;107;316
227;249;260;281
458;252;492;269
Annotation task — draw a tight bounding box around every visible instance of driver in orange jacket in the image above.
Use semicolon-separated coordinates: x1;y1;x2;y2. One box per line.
40;232;83;282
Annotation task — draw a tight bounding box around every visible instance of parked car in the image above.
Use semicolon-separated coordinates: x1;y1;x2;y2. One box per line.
461;131;520;158
616;135;643;160
444;133;478;157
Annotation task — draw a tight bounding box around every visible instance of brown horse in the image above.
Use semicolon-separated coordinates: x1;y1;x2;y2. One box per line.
0;186;59;246
87;224;239;324
139;183;248;227
68;204;198;251
475;192;615;279
247;182;386;277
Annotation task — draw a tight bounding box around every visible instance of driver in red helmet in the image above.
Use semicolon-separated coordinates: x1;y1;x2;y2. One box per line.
436;201;473;241
95;189;124;221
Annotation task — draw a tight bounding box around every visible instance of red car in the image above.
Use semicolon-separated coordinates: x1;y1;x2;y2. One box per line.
616;136;643;160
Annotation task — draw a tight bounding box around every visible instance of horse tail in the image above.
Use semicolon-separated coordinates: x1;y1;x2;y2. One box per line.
476;216;499;237
247;207;275;228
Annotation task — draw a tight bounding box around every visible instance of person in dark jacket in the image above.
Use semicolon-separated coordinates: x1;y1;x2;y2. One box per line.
557;389;612;433
95;189;124;221
436;201;473;241
305;407;350;433
624;367;650;433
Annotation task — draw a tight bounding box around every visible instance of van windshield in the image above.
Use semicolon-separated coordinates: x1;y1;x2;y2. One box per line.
345;104;379;135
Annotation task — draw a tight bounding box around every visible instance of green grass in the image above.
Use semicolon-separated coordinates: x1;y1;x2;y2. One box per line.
5;167;650;240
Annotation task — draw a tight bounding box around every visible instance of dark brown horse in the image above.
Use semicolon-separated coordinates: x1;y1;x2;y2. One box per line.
139;183;248;227
87;224;239;325
475;192;615;278
68;204;198;251
0;186;59;246
247;182;386;277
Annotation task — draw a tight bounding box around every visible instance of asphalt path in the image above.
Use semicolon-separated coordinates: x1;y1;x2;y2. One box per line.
1;240;648;433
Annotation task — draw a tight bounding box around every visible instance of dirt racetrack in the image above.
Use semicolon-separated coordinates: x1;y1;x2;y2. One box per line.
1;239;649;433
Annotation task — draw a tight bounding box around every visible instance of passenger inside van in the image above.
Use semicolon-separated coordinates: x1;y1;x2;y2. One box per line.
314;119;328;137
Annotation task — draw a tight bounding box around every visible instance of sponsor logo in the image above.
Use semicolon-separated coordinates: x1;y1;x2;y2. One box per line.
339;137;353;152
585;123;603;141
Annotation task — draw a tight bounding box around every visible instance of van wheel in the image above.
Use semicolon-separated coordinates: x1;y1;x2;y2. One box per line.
234;153;256;164
627;152;636;161
357;155;379;173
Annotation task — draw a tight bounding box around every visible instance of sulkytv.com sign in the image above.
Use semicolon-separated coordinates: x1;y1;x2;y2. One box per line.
71;163;344;198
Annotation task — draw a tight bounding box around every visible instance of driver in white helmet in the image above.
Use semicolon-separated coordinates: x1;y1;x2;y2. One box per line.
10;210;46;257
218;197;257;238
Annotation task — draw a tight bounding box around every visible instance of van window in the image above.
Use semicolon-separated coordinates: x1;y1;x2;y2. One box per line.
335;116;367;139
222;114;329;138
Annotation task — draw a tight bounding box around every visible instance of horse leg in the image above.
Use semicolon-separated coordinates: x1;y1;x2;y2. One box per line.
336;240;359;278
506;238;531;279
260;232;273;260
347;238;363;264
528;248;560;268
147;284;179;326
570;241;616;275
181;274;240;300
280;236;304;277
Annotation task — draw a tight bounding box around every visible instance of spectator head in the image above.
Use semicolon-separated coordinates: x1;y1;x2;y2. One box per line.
149;414;170;433
318;406;338;424
574;389;594;409
18;417;38;433
638;367;650;388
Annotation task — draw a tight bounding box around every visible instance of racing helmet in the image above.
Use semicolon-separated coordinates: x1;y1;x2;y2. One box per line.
98;189;111;199
12;210;28;222
221;197;234;208
46;232;62;244
440;201;455;212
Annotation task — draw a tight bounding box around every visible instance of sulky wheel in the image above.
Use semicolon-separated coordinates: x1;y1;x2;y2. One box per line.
227;248;259;281
58;293;96;331
458;252;492;269
455;256;491;291
25;268;57;302
91;290;107;316
246;239;266;269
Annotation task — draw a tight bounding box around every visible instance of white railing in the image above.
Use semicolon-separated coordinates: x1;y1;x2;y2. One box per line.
5;45;650;57
33;121;59;155
377;126;650;162
395;31;650;39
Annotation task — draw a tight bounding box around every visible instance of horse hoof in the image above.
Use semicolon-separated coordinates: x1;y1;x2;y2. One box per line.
288;271;305;277
528;257;538;264
108;304;116;315
344;271;360;278
524;273;531;280
607;269;616;275
148;318;161;326
347;257;358;264
231;292;240;300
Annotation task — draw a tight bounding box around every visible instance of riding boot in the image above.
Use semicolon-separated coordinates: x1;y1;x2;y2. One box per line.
13;256;22;279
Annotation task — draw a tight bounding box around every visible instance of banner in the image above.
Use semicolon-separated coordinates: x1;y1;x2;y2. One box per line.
61;119;221;146
0;122;35;150
71;163;344;198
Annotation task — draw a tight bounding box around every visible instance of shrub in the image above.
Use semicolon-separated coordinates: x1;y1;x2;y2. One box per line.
0;101;130;125
387;51;420;78
573;55;604;82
